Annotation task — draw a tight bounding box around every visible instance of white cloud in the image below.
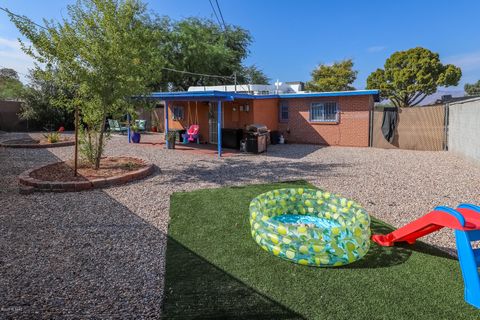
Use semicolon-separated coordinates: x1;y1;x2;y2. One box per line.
0;37;35;82
0;37;22;51
445;51;480;72
367;46;386;53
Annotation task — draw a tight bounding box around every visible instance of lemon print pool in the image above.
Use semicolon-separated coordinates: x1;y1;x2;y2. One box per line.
249;188;371;267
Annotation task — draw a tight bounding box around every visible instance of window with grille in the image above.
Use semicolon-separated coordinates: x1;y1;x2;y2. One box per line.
279;100;289;122
173;106;184;120
310;102;338;122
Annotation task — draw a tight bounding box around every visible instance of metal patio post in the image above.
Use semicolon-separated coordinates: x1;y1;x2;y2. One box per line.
165;101;169;149
127;113;131;143
217;100;222;157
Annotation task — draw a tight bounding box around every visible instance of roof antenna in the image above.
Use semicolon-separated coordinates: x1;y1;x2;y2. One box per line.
275;79;281;94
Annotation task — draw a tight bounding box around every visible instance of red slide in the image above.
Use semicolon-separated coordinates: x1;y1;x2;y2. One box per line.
372;205;480;246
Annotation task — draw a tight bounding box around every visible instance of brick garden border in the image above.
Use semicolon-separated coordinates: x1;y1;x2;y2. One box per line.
0;139;75;148
18;157;154;193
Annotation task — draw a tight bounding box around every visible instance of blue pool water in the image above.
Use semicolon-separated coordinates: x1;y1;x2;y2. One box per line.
271;214;341;229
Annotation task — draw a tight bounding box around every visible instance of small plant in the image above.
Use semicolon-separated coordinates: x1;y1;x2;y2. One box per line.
151;119;160;132
165;130;177;149
43;127;64;143
166;131;177;141
43;131;60;143
121;161;139;170
130;124;139;132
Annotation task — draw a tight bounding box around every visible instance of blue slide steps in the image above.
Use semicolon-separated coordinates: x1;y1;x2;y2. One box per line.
455;204;480;309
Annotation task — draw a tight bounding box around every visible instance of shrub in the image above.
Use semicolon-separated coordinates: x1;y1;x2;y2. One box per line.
43;131;61;143
42;127;65;143
78;123;110;167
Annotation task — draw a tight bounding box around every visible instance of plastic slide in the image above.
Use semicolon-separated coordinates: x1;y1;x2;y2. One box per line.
372;204;480;309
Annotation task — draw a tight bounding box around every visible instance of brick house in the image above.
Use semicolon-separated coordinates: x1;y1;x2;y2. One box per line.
148;84;379;155
276;93;376;147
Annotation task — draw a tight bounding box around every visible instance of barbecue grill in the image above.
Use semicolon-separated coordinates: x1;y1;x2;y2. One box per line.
245;124;268;153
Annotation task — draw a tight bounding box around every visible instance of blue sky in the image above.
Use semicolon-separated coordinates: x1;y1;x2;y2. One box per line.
1;0;480;90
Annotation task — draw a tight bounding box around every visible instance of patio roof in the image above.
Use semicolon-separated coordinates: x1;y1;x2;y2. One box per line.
147;89;380;102
148;91;240;101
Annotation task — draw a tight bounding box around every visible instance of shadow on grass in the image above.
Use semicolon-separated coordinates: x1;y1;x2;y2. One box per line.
162;237;305;320
395;239;457;260
344;217;456;269
342;219;413;269
162;219;458;319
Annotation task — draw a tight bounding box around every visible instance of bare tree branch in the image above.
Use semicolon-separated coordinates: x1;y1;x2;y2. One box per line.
408;91;424;106
410;93;429;107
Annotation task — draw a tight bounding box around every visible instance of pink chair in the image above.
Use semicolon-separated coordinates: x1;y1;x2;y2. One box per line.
183;125;200;144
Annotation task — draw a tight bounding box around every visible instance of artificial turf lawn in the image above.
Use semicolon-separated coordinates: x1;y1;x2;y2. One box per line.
164;181;480;319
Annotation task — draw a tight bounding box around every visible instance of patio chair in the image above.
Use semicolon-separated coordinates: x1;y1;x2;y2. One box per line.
108;119;128;135
135;119;147;132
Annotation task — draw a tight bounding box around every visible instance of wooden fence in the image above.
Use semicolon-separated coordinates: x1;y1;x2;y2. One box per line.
0;100;28;132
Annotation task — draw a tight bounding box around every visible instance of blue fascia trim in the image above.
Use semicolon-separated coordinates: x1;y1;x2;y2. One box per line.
147;91;235;101
146;89;380;101
229;93;279;100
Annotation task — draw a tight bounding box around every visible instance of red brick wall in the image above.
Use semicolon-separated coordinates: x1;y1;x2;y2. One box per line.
276;95;373;147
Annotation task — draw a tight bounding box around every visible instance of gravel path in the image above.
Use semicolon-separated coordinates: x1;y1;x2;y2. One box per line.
1;132;480;318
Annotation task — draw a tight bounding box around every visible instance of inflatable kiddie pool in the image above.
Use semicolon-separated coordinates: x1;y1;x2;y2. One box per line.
249;188;371;266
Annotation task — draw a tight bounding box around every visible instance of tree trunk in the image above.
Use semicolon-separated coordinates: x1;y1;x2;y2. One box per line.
94;112;107;170
87;128;93;164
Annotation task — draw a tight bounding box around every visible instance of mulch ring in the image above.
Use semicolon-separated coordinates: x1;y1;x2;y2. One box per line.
0;137;74;148
19;156;154;193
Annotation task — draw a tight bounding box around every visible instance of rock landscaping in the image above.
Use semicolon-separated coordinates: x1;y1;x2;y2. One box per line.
18;156;154;193
1;132;480;317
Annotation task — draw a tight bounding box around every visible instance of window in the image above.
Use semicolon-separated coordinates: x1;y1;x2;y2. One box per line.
172;105;184;120
310;102;338;122
279;100;289;122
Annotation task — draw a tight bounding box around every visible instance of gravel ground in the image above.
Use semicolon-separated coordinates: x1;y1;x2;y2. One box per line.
1;131;480;318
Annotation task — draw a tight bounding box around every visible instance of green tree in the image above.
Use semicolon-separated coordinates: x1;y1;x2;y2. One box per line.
0;68;20;79
0;68;24;100
464;80;480;96
237;65;270;85
9;0;163;168
19;68;74;130
305;59;357;92
152;17;252;91
366;47;462;108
